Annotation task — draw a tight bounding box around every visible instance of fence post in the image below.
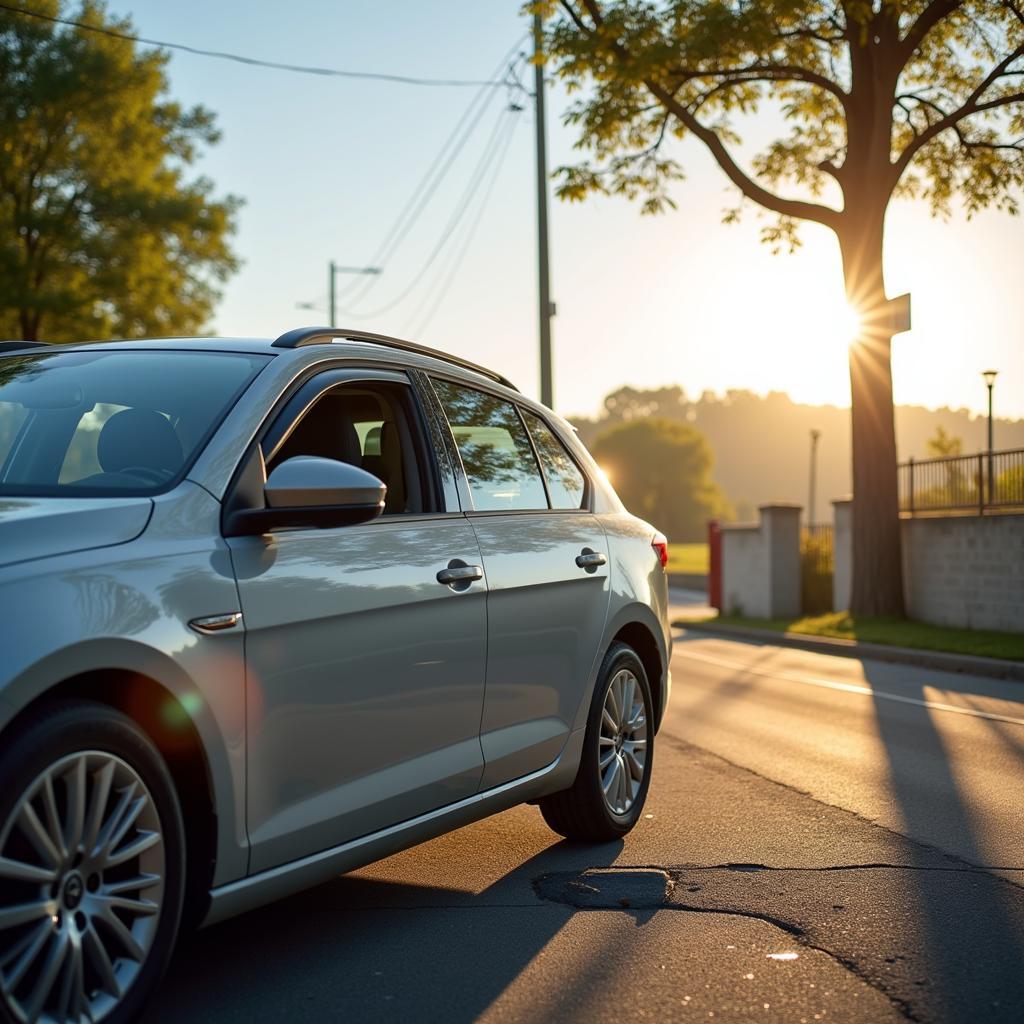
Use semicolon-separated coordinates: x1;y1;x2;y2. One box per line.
708;519;722;611
907;456;914;515
978;452;985;515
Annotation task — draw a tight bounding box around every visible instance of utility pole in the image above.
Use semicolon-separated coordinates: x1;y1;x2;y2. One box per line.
309;261;381;327
808;429;821;525
534;13;554;408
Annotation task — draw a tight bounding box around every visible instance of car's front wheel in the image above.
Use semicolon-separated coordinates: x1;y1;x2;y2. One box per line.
539;642;655;841
0;701;184;1024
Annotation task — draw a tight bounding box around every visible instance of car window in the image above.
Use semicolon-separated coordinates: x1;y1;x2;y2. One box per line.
266;381;428;516
59;403;132;483
0;350;268;496
431;379;548;512
0;401;29;467
522;411;587;510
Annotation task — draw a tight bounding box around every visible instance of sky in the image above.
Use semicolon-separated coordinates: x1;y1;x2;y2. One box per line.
114;0;1024;421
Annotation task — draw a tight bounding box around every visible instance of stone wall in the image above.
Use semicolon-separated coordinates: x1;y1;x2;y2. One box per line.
832;502;1024;633
901;514;1024;633
721;504;801;619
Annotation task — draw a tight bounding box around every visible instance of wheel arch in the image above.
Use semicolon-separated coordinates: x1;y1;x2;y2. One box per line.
0;644;229;926
598;605;669;731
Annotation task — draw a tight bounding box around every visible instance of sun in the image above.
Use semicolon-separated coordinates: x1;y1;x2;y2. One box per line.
835;302;865;347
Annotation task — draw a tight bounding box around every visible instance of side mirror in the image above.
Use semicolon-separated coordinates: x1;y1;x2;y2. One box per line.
226;456;386;536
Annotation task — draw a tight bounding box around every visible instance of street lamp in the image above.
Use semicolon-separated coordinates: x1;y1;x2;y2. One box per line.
983;369;998;505
808;429;821;525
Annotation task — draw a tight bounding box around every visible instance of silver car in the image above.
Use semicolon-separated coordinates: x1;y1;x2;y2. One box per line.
0;328;671;1023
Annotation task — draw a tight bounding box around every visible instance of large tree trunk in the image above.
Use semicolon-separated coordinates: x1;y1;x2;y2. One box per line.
838;213;905;617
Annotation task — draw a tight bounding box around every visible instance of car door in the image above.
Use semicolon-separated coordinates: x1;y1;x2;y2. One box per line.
429;377;611;790
227;368;488;873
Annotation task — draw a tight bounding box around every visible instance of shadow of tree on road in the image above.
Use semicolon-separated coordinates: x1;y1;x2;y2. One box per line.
863;662;1024;1022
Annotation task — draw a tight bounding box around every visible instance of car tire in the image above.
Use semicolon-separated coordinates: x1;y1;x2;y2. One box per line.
0;700;185;1024
539;642;655;842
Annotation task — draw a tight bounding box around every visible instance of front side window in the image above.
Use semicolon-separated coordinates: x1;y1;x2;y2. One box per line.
432;378;548;511
0;350;269;496
265;380;430;516
522;411;587;510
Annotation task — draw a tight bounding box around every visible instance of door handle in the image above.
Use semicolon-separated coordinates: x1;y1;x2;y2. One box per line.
437;561;484;587
575;549;607;570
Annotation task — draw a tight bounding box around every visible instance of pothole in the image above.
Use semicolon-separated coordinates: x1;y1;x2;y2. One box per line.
534;868;674;909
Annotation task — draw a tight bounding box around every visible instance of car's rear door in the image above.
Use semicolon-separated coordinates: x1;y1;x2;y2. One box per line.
428;377;610;790
227;367;488;872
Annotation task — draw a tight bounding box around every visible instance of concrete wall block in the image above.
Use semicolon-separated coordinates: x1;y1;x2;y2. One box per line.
720;505;802;619
901;513;1024;633
832;499;853;612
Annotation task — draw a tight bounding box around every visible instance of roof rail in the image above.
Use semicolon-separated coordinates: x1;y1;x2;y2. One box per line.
0;341;49;353
271;326;518;392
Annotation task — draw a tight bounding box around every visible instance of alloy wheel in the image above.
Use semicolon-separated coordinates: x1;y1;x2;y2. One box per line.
598;668;649;816
0;751;165;1023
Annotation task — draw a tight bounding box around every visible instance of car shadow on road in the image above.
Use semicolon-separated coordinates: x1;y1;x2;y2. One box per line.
147;836;627;1022
861;662;1024;1021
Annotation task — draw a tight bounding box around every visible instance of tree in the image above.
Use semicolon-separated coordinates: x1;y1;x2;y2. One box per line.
592;417;731;540
534;1;1024;615
926;424;963;457
0;1;239;342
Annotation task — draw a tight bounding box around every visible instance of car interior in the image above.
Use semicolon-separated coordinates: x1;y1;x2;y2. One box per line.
265;383;428;515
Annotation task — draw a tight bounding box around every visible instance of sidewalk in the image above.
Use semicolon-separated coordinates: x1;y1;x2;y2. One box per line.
677;617;1024;683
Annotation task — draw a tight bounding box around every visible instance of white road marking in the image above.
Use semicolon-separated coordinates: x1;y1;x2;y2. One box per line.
674;647;1024;728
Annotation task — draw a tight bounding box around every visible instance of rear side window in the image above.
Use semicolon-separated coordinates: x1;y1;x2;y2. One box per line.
522;411;586;509
432;379;548;511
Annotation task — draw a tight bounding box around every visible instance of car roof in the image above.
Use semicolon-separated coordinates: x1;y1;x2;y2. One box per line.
1;329;520;395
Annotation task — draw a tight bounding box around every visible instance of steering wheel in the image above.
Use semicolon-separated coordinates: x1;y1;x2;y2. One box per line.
119;465;174;486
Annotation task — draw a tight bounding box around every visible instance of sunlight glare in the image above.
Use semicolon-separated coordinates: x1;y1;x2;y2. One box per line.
837;302;865;347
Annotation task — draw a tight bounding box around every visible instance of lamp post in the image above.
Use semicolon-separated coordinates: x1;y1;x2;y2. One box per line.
808;429;821;525
983;369;998;506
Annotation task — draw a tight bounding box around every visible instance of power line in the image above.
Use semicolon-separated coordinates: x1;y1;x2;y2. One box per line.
334;38;528;307
338;103;521;321
407;113;522;338
0;3;510;88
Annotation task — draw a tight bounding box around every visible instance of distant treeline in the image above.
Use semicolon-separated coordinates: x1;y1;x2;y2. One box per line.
571;386;1024;523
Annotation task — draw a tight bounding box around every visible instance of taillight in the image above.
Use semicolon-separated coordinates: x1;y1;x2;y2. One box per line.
651;531;668;569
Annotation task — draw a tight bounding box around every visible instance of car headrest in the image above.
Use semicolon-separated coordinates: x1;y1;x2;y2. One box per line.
97;408;183;475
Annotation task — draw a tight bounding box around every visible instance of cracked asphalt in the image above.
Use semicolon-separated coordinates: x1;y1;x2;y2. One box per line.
147;607;1024;1023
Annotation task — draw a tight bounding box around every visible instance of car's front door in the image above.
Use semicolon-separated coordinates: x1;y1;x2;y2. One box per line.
227;369;487;873
429;378;611;790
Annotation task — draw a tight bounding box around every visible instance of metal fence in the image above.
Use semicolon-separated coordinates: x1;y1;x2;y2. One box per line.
801;523;834;614
899;448;1024;515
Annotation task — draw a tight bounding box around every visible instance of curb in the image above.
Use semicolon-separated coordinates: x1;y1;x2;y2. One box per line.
667;572;707;591
674;620;1024;683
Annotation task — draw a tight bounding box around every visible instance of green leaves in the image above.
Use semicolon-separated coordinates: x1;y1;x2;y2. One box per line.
539;1;1024;244
0;1;239;341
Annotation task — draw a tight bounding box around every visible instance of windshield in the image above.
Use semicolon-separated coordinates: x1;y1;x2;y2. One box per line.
0;349;270;496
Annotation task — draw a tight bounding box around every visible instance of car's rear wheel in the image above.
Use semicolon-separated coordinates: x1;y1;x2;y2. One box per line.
539;642;654;841
0;702;184;1024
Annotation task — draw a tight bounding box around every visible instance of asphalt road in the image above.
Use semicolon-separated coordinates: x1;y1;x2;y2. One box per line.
148;605;1024;1023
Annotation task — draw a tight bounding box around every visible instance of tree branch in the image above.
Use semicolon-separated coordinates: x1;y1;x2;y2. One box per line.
892;41;1024;179
899;0;966;59
646;81;841;228
665;62;849;107
568;0;842;229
